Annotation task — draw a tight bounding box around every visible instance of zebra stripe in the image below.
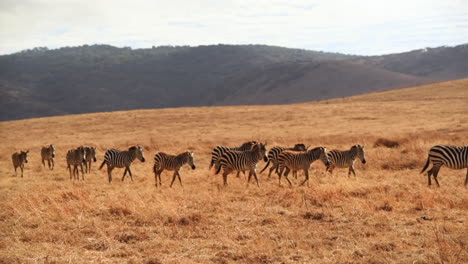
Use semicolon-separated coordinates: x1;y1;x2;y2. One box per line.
66;146;87;180
326;145;366;176
209;141;257;177
82;146;97;173
12;150;29;177
420;145;468;186
153;151;196;187
277;147;329;186
215;142;267;186
41;144;55;170
260;143;308;178
99;145;146;183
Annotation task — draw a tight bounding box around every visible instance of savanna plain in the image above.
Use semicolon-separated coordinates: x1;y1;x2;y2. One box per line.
0;79;467;263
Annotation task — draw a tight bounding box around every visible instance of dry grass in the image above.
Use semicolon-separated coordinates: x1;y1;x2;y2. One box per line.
0;79;467;263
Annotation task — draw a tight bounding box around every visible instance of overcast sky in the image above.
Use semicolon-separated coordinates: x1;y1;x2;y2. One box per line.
1;0;467;55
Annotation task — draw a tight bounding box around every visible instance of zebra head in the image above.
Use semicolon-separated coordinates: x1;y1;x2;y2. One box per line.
319;147;330;167
187;152;196;170
130;145;146;162
89;147;97;162
353;145;366;164
293;144;307;151
256;142;268;162
50;144;56;158
21;150;29;163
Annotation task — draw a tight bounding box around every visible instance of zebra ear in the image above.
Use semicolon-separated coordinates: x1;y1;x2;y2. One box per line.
362;145;365;149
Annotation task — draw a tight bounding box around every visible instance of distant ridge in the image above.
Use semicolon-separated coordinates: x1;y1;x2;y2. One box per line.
0;43;467;121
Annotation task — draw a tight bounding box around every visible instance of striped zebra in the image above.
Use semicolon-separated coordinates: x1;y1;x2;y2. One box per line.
260;143;308;178
66;146;87;180
153;151;196;187
82;146;97;173
326;145;366;176
41;144;56;170
99;145;146;183
277;147;330;186
12;150;29;177
420;145;468;186
209;141;257;177
215;142;267;186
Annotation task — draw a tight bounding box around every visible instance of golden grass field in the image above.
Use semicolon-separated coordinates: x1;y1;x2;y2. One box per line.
0;79;467;263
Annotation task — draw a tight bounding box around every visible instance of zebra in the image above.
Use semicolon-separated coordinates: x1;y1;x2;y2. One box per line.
153;151;196;187
326;145;366;177
66;146;87;180
12;150;29;177
209;141;257;177
41;144;56;170
215;142;268;186
260;143;308;178
99;145;146;183
277;147;330;186
82;146;97;173
420;145;468;186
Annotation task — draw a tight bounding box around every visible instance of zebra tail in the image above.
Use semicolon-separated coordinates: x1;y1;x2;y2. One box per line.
98;160;106;170
420;156;430;174
209;158;214;169
259;160;270;174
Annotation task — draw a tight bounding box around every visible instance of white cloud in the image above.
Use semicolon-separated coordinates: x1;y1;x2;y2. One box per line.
0;0;467;55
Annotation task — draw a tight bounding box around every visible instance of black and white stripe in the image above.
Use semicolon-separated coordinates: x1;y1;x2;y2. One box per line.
12;150;29;177
260;143;308;178
209;141;257;177
421;145;468;186
326;145;366;176
66;146;87;180
153;151;196;187
215;142;267;186
99;145;146;183
82;146;97;173
41;144;56;170
277;147;329;186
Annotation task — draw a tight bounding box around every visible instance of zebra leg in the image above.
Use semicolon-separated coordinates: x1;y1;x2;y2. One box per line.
47;160;51;169
300;170;309;186
42;158;45;167
107;166;114;183
236;171;240;178
283;169;292;186
51;159;54;170
80;164;85;180
222;169;231;185
432;167;441;187
427;167;433;186
293;171;297;179
268;166;275;179
68;165;72;180
252;171;259;187
349;166;356;177
122;168;128;181
20;165;24;178
177;171;183;186
88;161;91;173
170;171;178;187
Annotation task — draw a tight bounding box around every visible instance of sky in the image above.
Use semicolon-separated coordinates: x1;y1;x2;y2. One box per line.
0;0;467;56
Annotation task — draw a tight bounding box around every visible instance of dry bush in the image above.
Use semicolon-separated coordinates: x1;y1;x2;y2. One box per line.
374;138;400;148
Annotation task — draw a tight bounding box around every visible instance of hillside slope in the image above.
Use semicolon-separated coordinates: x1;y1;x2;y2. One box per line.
0;44;467;121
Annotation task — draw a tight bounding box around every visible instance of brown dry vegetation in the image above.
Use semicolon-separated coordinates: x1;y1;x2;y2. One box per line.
0;79;467;263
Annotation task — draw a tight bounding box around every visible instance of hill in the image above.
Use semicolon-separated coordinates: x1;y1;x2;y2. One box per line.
0;43;467;121
0;79;467;263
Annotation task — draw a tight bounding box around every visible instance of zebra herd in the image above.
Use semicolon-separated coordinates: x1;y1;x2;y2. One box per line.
9;142;468;187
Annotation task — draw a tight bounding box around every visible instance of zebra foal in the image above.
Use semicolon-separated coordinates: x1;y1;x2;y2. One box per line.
277;147;330;186
260;143;308;178
66;146;87;180
99;145;146;183
326;145;366;176
153;151;196;187
12;150;29;177
209;141;257;177
421;145;468;186
41;144;56;170
215;142;267;186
